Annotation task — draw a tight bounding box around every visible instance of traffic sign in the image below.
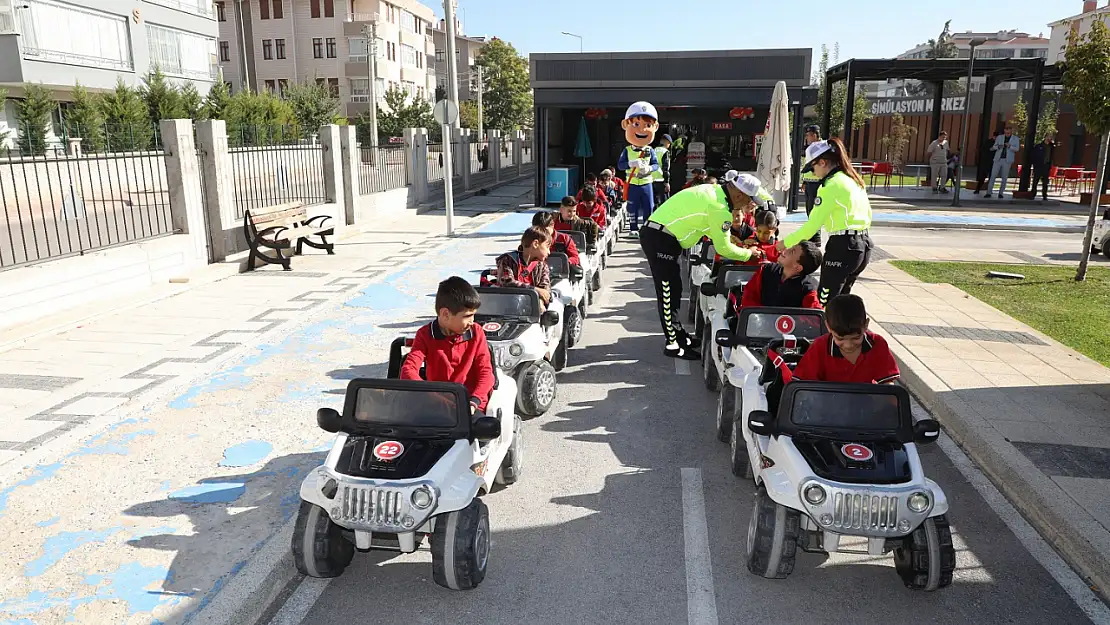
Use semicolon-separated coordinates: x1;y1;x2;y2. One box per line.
433;99;459;125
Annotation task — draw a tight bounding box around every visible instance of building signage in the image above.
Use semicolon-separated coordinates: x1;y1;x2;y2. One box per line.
687;142;706;171
869;96;968;116
711;122;733;131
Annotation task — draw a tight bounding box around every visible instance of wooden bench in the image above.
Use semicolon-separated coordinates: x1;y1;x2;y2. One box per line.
243;202;335;271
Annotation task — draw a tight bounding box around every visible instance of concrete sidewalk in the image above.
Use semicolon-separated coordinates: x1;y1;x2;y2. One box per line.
855;261;1110;601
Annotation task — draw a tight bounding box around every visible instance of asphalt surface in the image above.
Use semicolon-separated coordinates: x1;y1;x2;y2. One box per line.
283;232;1107;625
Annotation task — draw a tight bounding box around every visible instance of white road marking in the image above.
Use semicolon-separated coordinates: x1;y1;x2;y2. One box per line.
680;468;720;625
675;359;691;375
939;434;1110;625
265;576;332;625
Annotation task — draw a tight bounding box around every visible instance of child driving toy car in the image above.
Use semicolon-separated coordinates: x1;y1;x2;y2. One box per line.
496;227;553;307
576;186;608;231
400;276;497;414
533;211;580;266
733;241;823;311
791;294;900;384
557;197;601;250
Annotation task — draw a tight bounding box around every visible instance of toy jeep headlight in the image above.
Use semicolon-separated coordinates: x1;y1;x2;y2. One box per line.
803;484;826;505
907;491;931;513
509;343;523;357
411;485;435;510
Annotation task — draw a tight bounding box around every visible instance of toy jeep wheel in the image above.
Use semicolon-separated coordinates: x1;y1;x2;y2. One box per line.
516;361;557;417
566;306;583;348
687;288;698;324
702;330;721;391
495;415;524;486
431;499;491;590
730;412;753;478
893;515;956;591
552;336;568;372
1103;237;1110;257
591;269;602;292
716;382;737;442
292;501;354;578
746;487;800;579
607;238;614;255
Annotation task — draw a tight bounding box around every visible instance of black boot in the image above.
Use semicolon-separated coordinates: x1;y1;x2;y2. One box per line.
664;344;702;360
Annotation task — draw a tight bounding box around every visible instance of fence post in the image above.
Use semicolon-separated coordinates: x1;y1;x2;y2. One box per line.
195;119;236;261
452;127;471;192
407;127;429;206
402;128;416;185
339;125;358;226
320;125;344;222
514;130;524;178
161;119;209;263
489;130;502;183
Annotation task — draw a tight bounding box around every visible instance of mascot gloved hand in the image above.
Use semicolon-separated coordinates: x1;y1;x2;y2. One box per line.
617;101;660;233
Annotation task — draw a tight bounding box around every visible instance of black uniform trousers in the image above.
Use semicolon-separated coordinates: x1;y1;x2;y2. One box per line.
653;181;670;207
818;232;873;306
803;181;823;245
639;224;686;346
1031;166;1051;200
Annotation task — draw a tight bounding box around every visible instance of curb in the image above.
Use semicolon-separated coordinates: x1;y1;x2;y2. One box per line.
868;220;1085;234
870;201;1090;217
878;329;1110;603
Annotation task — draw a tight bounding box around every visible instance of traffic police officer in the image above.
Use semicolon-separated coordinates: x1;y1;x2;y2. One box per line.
796;124;823;246
777;138;873;306
653;134;672;207
640;173;769;360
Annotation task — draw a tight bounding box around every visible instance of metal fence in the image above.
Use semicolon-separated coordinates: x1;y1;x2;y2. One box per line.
0;144;172;270
427;143;446;183
470;139;490;174
521;142;533;165
358;145;409;195
228;126;327;218
501;140;515;169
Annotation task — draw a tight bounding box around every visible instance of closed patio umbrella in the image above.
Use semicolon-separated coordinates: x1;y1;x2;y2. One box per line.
756;81;792;217
573;116;593;174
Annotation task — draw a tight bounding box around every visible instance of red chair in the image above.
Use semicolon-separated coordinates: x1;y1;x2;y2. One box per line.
1063;168;1083;194
1048;165;1060;192
869;162;893;189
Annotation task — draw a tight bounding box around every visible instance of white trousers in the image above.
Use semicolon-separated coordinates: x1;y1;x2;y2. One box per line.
986;159;1013;196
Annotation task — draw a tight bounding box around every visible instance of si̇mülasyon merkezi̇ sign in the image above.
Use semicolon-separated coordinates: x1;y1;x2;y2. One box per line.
869;96;969;117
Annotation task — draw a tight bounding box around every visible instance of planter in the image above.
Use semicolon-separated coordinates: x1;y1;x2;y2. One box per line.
1079;192;1110;206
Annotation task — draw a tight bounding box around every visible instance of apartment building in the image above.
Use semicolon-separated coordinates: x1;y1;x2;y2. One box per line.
217;0;436;118
0;0;219;145
430;15;485;101
1048;0;1110;64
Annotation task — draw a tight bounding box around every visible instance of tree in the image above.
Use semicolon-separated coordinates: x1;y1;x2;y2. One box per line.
202;80;232;121
475;38;532;131
140;68;184;122
67;82;106;153
372;86;434;141
1009;93;1028;139
1063;17;1110;281
284;80;339;135
1036;96;1059;143
880;113;918;172
99;79;154;151
180;83;204;120
812;44;872;138
223;89;295;146
460;99;482;130
16;83;56;154
905;20;962;96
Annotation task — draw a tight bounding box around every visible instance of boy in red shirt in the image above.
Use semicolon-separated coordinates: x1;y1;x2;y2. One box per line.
556;197;600;251
576;173;610;209
533;210;580;266
401;276;496;414
791;294;900;384
576;186;607;230
496;226;553;307
734;241;823;311
737;211;781;265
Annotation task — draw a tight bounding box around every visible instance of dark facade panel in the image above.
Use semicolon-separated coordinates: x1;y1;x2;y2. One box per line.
533;87;818;108
532;49;811;85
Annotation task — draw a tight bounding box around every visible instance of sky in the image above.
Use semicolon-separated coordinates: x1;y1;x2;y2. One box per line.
422;0;1076;74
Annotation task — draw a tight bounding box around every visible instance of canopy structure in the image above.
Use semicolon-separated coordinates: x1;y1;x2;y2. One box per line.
823;57;1065;193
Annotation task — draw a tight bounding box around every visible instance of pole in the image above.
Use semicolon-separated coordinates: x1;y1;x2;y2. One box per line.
442;122;455;234
953;44;977;207
363;22;379;147
443;0;461;129
476;67;484;140
237;0;251;91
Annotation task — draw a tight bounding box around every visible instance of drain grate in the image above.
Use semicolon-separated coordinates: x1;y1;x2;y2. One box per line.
881;322;1046;345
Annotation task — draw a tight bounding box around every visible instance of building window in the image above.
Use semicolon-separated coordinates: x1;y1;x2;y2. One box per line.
402;80;415;96
326;37;336;58
278;78;289;95
219;40;230;61
400;9;414;33
262;39;272;59
275;38;285;59
16;0;132;70
259;0;269;19
272;0;282;18
328;78;339;97
383;3;395;22
416;51;422;68
147;23;217;80
386;41;396;61
401;43;415;66
313;37;323;58
264;79;276;93
323;0;333;17
216;1;225;21
310;0;319;18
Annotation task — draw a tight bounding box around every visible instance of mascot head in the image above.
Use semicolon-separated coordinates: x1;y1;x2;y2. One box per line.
622;101;659;149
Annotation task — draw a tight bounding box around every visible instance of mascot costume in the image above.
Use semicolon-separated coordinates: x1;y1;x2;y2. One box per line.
616;101;660;234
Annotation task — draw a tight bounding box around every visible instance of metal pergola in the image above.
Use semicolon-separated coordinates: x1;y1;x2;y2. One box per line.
823;57;1065;193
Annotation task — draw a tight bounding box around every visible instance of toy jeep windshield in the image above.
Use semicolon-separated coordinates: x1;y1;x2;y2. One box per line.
701;264;758;298
718;306;827;352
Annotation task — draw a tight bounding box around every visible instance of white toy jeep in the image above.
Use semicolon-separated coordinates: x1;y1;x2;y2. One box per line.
547;251;587;349
292;373;521;590
472;286;565;417
684;239;714;328
739;381;953;591
562;229;603;303
1092;207;1109;257
697;264;759;392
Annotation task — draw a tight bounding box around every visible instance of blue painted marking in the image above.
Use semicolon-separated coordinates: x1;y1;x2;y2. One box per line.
0;463;63;516
82;562;184;615
219;441;273;468
474;210;538;235
72;430;157;457
159;480;173;492
168;483;246;504
25;528;123;577
345;282;417;310
35;517;60;528
169;359;260;410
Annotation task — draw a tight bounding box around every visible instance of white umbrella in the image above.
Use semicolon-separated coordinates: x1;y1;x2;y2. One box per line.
755;81;792;218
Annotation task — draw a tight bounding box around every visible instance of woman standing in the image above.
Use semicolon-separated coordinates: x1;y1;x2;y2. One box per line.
776;138;873;306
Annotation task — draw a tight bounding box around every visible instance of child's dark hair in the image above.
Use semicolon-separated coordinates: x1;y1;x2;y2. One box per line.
755;211;779;229
532;211;555;229
560;196;577;207
585;172;597;183
795;241;823;275
825;294;868;335
580;186;597;201
521;226;551;248
435;276;481;313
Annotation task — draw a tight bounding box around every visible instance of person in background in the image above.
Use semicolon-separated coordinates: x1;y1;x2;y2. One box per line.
974;130;1003;194
598;169;621;206
985;126;1021;199
927;131;950;194
684;168;709;188
946;151;960;191
577;173;610;210
1030;133;1056;202
653;134;673;207
796;125;823;245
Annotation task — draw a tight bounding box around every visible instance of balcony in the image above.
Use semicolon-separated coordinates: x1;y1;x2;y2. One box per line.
144;0;216;19
344;57;381;78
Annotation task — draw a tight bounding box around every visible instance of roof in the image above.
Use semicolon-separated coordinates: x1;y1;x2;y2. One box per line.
826;57;1063;84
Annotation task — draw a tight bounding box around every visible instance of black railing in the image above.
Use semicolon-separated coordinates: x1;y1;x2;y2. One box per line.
427;143;445;183
470;139;490;174
501;140;515;168
358;145;409;195
228;126;327;218
0;141;172;270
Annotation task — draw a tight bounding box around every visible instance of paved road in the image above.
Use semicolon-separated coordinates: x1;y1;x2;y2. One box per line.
868;225;1110;265
271;231;1110;625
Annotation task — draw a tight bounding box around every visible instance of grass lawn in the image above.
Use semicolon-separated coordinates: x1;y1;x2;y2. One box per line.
891;261;1110;368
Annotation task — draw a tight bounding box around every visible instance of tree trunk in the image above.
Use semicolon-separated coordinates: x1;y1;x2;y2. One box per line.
1076;131;1110;282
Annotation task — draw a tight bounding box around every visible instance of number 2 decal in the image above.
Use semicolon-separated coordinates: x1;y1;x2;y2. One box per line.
841;443;873;461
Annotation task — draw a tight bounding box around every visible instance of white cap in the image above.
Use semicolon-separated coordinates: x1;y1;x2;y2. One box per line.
723;170;740;183
802;140;836;173
624;101;658;121
730;172;763;197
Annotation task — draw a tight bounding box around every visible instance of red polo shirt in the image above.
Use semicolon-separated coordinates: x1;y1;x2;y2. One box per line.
552;231;580;266
400;320;496;411
791;332;900;384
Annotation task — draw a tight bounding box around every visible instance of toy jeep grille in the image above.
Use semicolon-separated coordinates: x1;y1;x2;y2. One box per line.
339;485;404;526
832;492;899;531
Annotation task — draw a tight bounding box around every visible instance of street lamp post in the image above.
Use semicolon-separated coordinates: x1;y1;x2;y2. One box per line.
560;31;583;53
953;39;987;207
